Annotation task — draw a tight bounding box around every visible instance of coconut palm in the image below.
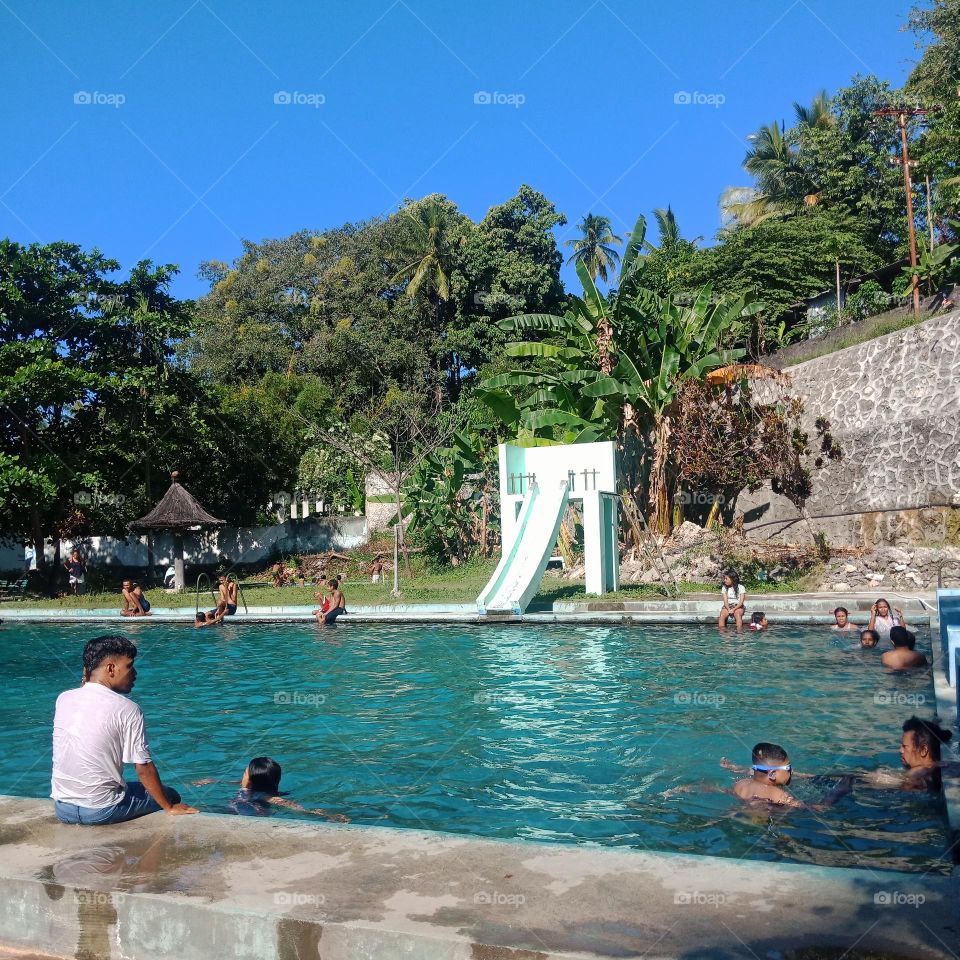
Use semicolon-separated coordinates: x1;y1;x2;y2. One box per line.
564;214;622;284
721;96;831;228
794;90;835;131
391;195;461;301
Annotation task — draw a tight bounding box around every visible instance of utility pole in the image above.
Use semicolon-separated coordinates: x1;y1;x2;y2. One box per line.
874;106;931;318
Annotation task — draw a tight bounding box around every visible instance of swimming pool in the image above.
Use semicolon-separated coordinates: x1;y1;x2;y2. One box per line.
0;620;949;873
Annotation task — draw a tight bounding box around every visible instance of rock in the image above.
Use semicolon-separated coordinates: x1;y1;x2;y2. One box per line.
640;567;663;584
868;573;884;583
893;562;908;572
844;563;857;573
670;521;706;548
832;582;851;591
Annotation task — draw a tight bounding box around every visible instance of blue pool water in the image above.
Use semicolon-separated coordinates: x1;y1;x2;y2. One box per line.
0;620;949;872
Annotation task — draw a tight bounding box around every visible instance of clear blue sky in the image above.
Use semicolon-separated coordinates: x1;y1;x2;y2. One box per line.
0;0;920;300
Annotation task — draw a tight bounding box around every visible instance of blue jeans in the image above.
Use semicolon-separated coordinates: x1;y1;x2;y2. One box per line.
54;782;179;825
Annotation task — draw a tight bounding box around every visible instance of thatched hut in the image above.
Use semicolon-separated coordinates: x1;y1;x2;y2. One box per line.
128;472;225;591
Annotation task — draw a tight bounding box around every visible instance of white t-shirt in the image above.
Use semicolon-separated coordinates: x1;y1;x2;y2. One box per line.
51;682;152;808
722;584;746;606
872;614;901;639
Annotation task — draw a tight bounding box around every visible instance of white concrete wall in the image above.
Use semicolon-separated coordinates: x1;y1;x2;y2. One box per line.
50;516;368;570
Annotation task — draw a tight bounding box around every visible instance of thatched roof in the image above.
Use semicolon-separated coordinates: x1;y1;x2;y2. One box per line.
128;472;226;531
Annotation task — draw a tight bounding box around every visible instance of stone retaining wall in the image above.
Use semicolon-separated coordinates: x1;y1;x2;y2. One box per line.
739;310;960;547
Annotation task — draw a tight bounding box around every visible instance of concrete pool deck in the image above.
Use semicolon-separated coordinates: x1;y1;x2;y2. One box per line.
0;593;936;625
0;796;957;960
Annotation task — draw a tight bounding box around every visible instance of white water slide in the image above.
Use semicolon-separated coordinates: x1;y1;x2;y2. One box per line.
476;480;570;615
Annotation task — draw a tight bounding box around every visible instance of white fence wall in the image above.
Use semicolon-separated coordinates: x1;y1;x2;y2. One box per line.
29;516;368;572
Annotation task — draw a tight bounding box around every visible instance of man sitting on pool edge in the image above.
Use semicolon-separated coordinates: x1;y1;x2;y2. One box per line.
51;635;196;824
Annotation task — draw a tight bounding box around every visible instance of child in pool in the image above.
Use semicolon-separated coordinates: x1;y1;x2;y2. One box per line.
881;626;927;671
859;629;881;649
194;610;223;628
194;757;348;821
728;742;851;810
747;611;768;631
859;717;956;792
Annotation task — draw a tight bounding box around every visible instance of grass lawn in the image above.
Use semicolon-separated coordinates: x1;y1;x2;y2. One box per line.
3;557;820;611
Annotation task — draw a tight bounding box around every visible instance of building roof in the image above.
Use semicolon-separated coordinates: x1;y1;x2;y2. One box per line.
128;472;226;531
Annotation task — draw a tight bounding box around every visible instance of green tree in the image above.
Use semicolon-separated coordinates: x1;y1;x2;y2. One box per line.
564;213;622;283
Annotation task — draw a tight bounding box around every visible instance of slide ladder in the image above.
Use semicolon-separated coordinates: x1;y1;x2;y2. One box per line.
477;480;569;615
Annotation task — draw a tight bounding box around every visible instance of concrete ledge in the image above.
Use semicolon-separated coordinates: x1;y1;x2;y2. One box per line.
0;797;956;960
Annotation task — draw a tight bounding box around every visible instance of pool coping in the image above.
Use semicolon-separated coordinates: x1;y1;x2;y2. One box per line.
0;796;956;960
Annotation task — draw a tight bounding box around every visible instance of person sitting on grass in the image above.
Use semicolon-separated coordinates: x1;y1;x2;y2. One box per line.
728;742;851;810
193;757;348;821
120;581;151;616
194;609;224;628
315;578;346;627
52;635;196;824
859;629;881;649
881;626;927;670
718;570;746;631
831;607;858;631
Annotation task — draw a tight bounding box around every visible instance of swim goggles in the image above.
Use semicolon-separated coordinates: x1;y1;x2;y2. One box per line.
751;763;791;773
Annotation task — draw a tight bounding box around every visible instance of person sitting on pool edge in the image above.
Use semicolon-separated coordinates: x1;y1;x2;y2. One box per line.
730;742;851;809
315;578;346;627
215;575;239;618
859;628;881;649
881;626;927;670
718;570;746;631
52;635;196;824
192;757;348;820
120;581;151;617
831;607;858;631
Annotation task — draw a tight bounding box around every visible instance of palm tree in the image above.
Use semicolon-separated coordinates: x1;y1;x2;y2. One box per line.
565;214;622;284
391;195;461;301
652;206;681;247
794;90;835;131
721;95;833;228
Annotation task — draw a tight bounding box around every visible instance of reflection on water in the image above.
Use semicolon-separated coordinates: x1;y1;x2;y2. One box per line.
2;620;950;873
